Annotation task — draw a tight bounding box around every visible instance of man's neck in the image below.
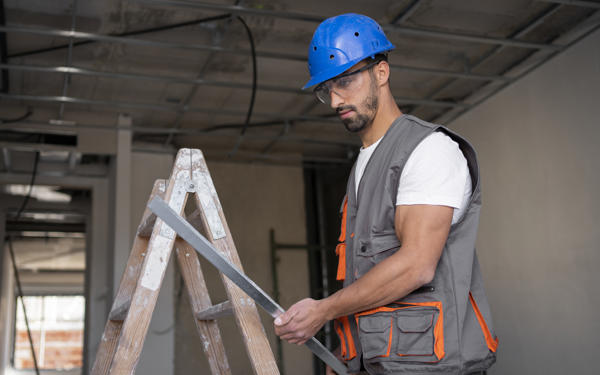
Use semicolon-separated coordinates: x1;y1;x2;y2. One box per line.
359;96;403;148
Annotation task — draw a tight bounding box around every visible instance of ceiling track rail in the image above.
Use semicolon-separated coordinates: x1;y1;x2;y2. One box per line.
137;0;563;50
1;26;510;83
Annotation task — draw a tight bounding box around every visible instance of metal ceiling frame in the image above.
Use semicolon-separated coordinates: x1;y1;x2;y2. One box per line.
0;26;512;83
0;64;468;109
424;3;565;122
0;92;346;121
443;20;600;125
0;123;359;150
1;1;599;164
537;0;600;9
138;0;564;51
58;0;79;119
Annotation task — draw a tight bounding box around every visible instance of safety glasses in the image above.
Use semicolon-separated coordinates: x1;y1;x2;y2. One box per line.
313;59;381;104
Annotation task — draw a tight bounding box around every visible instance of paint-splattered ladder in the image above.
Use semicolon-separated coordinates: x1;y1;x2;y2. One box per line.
91;148;279;375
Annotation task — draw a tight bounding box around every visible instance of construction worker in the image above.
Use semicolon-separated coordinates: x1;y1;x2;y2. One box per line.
274;14;498;375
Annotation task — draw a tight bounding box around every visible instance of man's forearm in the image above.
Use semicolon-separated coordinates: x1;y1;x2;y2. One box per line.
320;245;434;320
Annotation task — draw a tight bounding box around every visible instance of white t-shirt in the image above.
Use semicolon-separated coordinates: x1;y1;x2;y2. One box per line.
354;132;471;225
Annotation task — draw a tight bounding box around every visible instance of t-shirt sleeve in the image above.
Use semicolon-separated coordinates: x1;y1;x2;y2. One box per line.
396;132;469;209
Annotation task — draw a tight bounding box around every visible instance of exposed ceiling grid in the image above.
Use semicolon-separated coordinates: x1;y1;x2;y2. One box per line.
0;0;599;166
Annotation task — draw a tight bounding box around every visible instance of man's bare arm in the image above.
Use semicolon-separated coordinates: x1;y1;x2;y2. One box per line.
274;204;453;344
322;204;453;318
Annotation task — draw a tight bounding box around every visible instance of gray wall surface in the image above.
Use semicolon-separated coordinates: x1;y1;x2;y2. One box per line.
450;29;600;375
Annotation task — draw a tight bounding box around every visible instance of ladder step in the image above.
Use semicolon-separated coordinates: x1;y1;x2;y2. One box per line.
196;301;233;320
108;299;130;322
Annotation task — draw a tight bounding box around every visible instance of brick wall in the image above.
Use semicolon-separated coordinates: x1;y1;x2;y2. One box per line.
14;329;83;369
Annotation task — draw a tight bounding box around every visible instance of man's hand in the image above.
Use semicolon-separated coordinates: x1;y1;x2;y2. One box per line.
273;298;329;345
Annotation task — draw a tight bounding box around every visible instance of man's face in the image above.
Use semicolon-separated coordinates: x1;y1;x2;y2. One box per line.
318;61;380;133
336;72;379;133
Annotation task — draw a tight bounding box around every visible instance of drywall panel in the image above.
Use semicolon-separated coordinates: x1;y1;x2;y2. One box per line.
450;29;600;375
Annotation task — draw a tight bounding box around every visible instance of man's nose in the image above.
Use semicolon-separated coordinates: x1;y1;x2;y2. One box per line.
329;90;344;110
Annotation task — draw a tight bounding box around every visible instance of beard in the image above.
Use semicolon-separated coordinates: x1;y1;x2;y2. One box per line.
337;81;379;133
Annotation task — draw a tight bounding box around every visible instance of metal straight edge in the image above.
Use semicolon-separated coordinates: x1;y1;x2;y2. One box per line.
147;196;349;375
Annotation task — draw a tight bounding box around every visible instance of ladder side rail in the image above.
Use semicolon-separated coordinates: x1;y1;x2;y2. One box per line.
109;149;192;373
190;149;279;375
91;179;166;375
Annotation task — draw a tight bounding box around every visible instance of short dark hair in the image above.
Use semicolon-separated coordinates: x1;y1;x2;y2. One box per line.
374;53;388;62
366;54;390;83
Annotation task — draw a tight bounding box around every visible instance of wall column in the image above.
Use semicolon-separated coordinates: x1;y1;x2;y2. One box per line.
112;114;132;296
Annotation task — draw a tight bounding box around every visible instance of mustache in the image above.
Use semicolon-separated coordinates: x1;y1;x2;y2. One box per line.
336;105;357;114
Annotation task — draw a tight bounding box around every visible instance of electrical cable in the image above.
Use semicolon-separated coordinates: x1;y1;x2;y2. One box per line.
8;13;234;59
0;107;33;124
14;151;40;221
7;239;40;375
228;15;257;157
7;151;41;374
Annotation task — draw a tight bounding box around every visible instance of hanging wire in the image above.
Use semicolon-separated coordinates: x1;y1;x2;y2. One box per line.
228;15;257;157
0;107;33;124
7;151;40;374
7;239;40;375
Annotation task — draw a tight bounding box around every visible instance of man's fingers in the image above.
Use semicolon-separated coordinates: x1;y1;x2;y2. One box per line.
274;309;297;326
325;364;337;375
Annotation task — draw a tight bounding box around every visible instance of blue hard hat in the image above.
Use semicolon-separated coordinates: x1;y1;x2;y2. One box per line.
303;13;395;89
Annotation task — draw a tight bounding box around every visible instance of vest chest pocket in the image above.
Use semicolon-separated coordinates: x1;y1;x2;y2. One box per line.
355;238;401;279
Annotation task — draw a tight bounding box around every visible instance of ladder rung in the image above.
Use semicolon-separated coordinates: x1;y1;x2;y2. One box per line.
196;301;233;321
108;299;130;322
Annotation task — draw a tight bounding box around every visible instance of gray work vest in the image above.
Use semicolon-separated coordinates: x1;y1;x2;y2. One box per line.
333;115;497;374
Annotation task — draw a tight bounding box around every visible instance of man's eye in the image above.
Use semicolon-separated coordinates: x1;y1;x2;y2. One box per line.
336;77;352;88
316;84;329;94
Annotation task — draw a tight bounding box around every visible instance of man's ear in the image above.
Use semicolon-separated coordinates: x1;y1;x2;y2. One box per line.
375;61;390;86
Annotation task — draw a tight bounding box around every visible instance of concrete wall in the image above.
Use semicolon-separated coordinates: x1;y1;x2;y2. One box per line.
175;161;310;375
450;29;600;375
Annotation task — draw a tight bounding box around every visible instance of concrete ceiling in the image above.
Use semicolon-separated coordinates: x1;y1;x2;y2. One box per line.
1;0;599;165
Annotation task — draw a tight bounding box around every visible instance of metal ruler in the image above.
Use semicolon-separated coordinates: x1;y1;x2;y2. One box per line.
148;196;349;375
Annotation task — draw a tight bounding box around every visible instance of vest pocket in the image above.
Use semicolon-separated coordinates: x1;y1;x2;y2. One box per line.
334;316;357;361
358;315;393;359
396;311;436;356
355;302;445;363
